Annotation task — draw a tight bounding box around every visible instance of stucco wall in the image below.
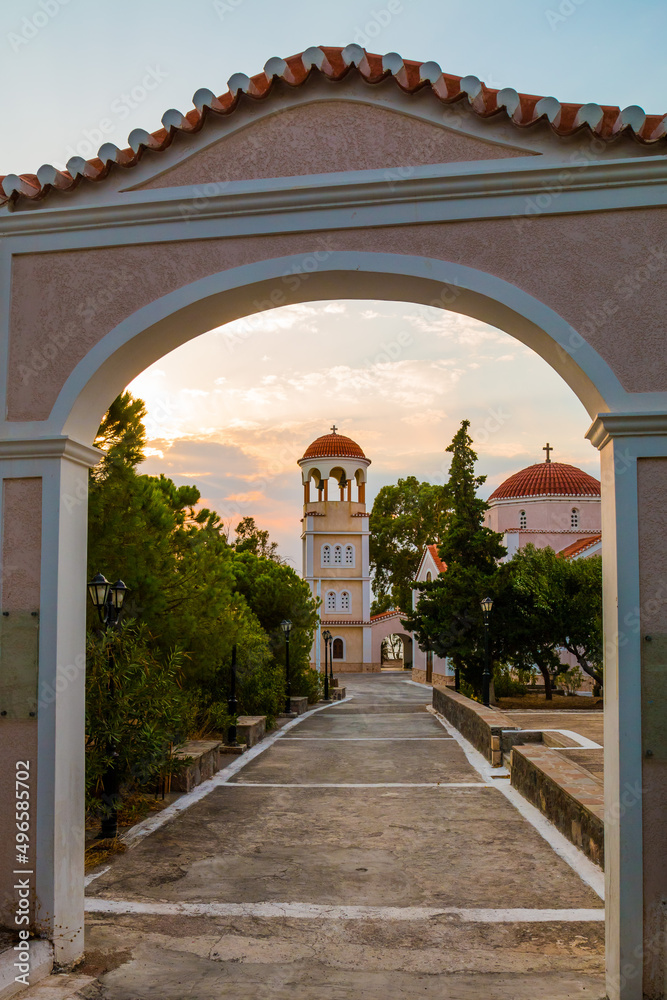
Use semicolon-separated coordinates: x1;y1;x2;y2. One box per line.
134;101;533;191
0;478;42;927
8;207;667;424
637;457;667;993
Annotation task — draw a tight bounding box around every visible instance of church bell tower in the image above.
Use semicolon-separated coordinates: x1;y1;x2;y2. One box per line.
298;427;372;673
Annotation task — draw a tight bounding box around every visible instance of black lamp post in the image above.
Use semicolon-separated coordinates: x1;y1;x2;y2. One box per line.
88;572;128;631
227;644;240;746
281;619;292;713
322;629;332;700
87;572;129;840
480;596;494;707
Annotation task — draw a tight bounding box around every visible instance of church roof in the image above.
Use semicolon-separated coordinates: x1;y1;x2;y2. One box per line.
489;461;601;501
301;431;367;461
3;45;665;207
558;533;602;559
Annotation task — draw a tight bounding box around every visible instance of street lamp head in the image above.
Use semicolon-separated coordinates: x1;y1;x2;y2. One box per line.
280;619;292;636
110;580;128;610
480;596;494;616
88;572;110;610
322;629;332;642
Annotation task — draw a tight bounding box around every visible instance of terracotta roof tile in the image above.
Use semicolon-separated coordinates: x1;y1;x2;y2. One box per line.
301;432;367;460
489;462;601;501
2;45;665;207
427;544;447;574
558;533;602;559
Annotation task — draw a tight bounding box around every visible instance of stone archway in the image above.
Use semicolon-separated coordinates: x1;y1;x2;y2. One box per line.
1;46;666;998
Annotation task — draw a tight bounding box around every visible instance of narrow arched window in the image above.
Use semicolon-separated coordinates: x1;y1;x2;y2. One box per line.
571;508;579;528
519;510;527;529
325;591;337;612
345;544;354;566
426;571;432;582
333;544;343;565
332;638;344;659
340;591;351;612
322;544;331;566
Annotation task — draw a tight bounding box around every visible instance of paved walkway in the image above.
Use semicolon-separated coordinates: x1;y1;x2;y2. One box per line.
28;674;605;999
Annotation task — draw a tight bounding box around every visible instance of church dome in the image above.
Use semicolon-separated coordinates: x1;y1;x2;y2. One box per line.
489;461;600;501
302;431;367;461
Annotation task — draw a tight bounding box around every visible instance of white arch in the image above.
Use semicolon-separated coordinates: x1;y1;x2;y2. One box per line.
48;252;632;444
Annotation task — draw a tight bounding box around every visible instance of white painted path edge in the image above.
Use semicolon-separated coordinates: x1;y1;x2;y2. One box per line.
425;703;605;900
84;898;605;923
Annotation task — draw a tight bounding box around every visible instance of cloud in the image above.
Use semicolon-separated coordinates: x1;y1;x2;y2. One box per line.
323;302;346;314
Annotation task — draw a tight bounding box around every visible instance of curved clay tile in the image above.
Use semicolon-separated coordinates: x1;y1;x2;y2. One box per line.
2;45;666;207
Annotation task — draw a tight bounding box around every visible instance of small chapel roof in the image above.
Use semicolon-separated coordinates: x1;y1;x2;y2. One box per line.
3;45;666;207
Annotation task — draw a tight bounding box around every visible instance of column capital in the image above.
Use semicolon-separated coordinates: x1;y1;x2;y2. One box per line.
586;411;667;450
0;435;102;468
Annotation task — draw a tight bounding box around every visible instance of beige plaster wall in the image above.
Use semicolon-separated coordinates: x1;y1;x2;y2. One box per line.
10;208;667;425
0;478;42;927
637;457;667;996
135;101;533;191
486;497;601;535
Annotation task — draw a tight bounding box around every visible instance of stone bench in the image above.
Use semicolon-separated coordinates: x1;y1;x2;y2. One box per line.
237;715;266;748
289;696;309;716
331;687;346;700
171;740;222;792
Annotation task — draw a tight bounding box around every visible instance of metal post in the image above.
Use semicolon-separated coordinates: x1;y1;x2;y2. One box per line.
284;632;291;713
455;665;460;693
323;635;330;701
482;620;490;707
100;595;119;839
328;637;334;689
227;644;239;746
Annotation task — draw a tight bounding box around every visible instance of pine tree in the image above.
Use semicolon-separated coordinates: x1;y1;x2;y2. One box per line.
402;420;505;694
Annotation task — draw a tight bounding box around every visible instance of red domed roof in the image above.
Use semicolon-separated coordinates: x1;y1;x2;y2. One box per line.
489;461;600;501
301;432;367;461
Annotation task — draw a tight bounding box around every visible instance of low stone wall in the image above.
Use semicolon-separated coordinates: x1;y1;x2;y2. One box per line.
289;696;308;716
432;686;519;765
411;669;427;684
510;744;604;867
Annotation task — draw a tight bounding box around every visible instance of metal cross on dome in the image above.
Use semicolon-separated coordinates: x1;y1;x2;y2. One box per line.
330;424;338;434
543;442;553;463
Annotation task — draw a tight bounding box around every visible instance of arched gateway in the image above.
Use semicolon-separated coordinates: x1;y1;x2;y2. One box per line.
1;46;666;998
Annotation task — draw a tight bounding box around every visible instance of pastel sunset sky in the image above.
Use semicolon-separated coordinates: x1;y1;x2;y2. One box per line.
3;0;662;566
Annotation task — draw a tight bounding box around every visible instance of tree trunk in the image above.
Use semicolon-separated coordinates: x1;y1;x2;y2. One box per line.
538;664;553;700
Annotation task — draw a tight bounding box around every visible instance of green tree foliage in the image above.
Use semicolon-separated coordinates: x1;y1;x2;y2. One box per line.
88;391;321;769
234;516;281;560
502;544;603;697
401;421;506;693
85;622;193;814
369;476;449;612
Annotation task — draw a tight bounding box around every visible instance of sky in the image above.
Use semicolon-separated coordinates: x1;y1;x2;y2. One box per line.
2;0;662;567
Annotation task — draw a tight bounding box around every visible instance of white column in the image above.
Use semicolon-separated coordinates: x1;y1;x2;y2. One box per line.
0;438;99;966
587;413;667;1000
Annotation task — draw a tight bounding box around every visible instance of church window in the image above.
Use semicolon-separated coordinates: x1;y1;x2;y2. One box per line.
340;590;351;612
571;508;579;528
322;544;331;565
333;544;343;564
519;510;527;529
332;638;344;659
325;591;336;612
345;544;354;566
426;571;432;582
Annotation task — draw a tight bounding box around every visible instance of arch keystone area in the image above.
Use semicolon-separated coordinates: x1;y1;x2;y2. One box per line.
1;46;667;999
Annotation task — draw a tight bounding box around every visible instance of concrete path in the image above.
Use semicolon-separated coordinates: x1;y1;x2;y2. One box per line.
31;674;605;999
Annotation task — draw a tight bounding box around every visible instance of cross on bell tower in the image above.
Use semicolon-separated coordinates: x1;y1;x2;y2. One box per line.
543;442;553;463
